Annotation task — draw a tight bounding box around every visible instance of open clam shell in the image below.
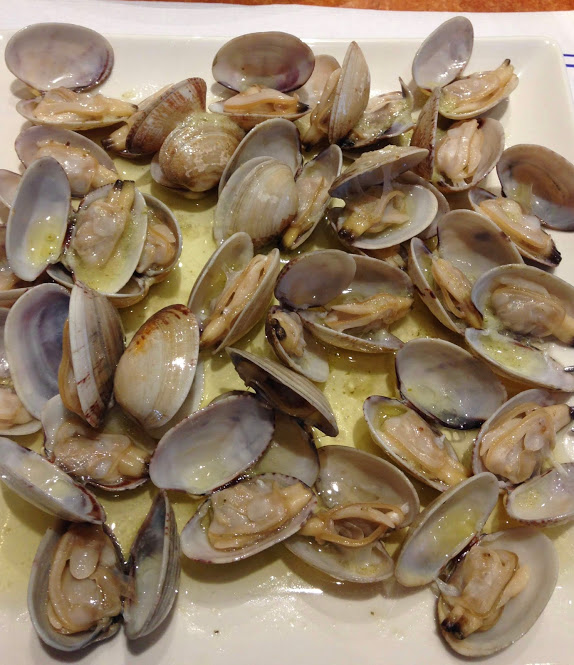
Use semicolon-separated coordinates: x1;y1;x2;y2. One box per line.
412;16;473;92
6;156;70;282
212;32;314;93
124;491;181;640
394;472;499;587
227;347;338;437
364;396;468;492
114;304;199;432
285;445;419;583
0;169;20;208
293;54;340;107
437;527;558;657
180;472;317;563
28;522;123;652
396;338;507;429
42;396;153;491
149;391;274;495
5;283;69;419
0;436;105;523
15;125;117;198
5;23;114;92
497;144;574;231
138;193;182;280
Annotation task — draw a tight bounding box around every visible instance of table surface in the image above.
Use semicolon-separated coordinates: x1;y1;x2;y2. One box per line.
143;0;574;13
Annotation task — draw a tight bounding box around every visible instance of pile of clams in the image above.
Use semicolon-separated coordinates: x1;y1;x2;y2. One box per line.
1;16;574;661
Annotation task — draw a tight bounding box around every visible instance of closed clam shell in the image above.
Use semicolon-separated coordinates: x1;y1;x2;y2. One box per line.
180;472;317;563
275;249;356;310
5;283;70;419
7;156;70;282
28;522;123;652
5;23;114;92
114;304;199;432
214;156;298;248
285;445;419;583
150;392;274;495
412;16;473;91
126;77;207;156
466;327;574;392
0;436;105;523
68;282;125;428
437;527;558;656
15;125;117;198
497;144;574;231
227;347;338;437
394;472;499;587
219;117;302;196
124;491;181;640
396;338;507;429
212;32;314;92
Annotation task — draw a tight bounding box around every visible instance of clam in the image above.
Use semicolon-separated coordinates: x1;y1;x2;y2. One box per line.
5;283;70;419
213;156;298;247
408;211;523;335
292;54;340;107
188;232;280;352
468;187;560;268
64;180;148;294
15;125;117;198
59;282;125;428
114;304;199;432
0;436;105;523
412;16;474;92
28;522;126;651
149;391;274;495
180;473;317;563
395;338;507;429
411;88;505;193
137;193;182;280
124;491;181;640
285;445;419;583
227;347;338;437
364;396;469;491
5;23;114;92
155;113;244;197
0;169;21;208
497;144;574;231
43;396;153;491
17;88;137;131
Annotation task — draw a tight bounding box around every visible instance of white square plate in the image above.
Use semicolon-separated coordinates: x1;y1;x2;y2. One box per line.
0;32;574;665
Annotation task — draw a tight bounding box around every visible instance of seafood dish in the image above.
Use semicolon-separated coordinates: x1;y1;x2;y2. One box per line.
0;18;574;664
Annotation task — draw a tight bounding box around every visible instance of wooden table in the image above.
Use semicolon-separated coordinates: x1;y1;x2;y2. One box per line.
149;0;574;13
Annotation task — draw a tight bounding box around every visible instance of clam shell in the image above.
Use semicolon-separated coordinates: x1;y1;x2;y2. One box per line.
437;527;558;656
212;32;314;93
227;347;338;437
5;283;70;419
497;144;574;231
465;328;574;392
0;169;21;208
114;304;199;431
6;156;70;282
213;157;298;248
5;23;114;92
138;194;182;280
0;436;105;523
15;125;117;198
149;392;274;495
285;445;419;583
293;54;340;107
394;472;499;587
180;473;317;563
396;338;507;429
124;491;181;640
28;522;122;652
219;117;302;196
412;16;473;91
68;282;125;428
